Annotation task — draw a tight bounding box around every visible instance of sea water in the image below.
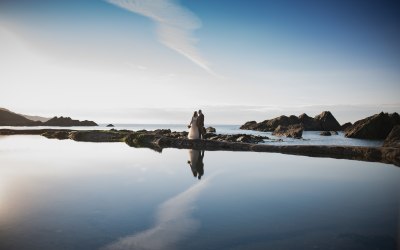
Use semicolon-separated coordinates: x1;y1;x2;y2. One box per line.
0;124;383;147
0;135;398;250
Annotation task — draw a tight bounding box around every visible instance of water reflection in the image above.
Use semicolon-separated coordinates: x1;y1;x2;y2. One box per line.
187;150;205;180
102;176;214;250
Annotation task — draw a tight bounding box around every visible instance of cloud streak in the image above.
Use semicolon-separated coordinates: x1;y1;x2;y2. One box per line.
107;0;214;75
101;174;217;250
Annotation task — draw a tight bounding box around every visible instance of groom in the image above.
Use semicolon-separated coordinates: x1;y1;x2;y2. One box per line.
197;110;205;139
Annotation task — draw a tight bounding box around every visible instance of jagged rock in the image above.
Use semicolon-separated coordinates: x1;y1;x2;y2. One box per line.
43;116;98;126
41;131;71;140
239;121;257;130
345;112;400;139
314;111;341;131
240;111;340;132
273;125;303;139
320;131;332;136
383;125;400;148
106;124;114;127
206;126;216;133
340;122;352;131
299;113;320;130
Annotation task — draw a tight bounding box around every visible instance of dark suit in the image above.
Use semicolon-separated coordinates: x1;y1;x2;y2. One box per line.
197;113;205;139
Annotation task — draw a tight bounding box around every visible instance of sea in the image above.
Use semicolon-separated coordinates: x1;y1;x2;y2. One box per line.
0;124;398;249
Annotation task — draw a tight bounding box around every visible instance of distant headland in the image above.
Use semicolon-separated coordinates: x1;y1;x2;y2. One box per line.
0;108;97;127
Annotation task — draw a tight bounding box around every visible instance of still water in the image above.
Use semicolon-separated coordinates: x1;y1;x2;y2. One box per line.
0;135;398;250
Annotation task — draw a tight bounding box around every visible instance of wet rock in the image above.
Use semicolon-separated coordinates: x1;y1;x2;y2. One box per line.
106;124;114;127
340;122;352;131
240;111;340;132
41;131;71;140
206;127;216;133
383;125;400;148
69;130;129;142
345;112;400;139
320;131;332;136
314;111;341;131
273;125;303;139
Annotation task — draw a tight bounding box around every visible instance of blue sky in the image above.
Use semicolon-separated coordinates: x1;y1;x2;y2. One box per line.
0;0;399;123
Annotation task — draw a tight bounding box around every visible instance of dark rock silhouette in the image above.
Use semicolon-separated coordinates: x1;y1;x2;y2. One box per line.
206;126;216;133
273;125;303;138
240;111;341;132
345;112;400;139
383;125;400;148
0;109;41;126
0;108;97;127
340;122;352;131
314;111;341;131
1;128;399;166
106;124;114;127
43;116;98;126
320;131;332;136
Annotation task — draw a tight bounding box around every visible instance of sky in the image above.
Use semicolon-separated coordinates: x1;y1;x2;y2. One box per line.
0;0;399;124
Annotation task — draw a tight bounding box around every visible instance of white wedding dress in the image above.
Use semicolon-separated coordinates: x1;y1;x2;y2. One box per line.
188;117;200;139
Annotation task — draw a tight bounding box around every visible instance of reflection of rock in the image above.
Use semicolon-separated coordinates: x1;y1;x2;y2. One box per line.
383;125;400;148
345;112;400;139
1;128;399;166
273;125;303;139
106;124;114;127
240;111;340;132
206;126;216;133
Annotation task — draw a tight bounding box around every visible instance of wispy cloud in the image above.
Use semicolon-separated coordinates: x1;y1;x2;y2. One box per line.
107;0;214;75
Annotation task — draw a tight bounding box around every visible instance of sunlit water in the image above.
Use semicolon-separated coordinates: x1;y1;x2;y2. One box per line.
0;124;383;147
0;135;398;250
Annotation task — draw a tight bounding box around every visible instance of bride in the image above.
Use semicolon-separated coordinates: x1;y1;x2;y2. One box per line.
188;111;200;139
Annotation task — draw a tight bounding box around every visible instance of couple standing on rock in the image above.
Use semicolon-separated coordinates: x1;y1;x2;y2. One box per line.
188;110;205;139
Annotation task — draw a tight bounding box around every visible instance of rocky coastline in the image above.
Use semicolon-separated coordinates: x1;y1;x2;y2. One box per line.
1;128;399;167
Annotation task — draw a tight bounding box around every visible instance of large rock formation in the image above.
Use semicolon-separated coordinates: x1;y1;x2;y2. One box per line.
314;111;341;131
272;125;303;139
345;112;400;140
43;116;98;126
240;111;341;132
383;125;400;148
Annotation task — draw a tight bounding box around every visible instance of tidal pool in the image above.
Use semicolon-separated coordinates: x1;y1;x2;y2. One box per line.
0;135;398;250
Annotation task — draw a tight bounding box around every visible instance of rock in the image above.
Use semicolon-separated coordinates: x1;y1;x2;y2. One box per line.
331;131;338;135
298;113;320;130
41;131;71;140
345;112;400;139
106;124;114;127
240;111;341;132
340;122;352;131
320;131;332;136
43;116;98;127
314;111;341;131
206;126;216;133
239;121;257;130
272;125;303;139
383;125;400;148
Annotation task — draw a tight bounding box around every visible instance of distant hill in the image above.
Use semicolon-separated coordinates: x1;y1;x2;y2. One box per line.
0;108;98;127
0;109;41;126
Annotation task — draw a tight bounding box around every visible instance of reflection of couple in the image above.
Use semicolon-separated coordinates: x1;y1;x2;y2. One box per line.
188;110;205;139
187;149;205;180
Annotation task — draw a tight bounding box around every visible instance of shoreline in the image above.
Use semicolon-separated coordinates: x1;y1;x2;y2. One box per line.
1;128;399;167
